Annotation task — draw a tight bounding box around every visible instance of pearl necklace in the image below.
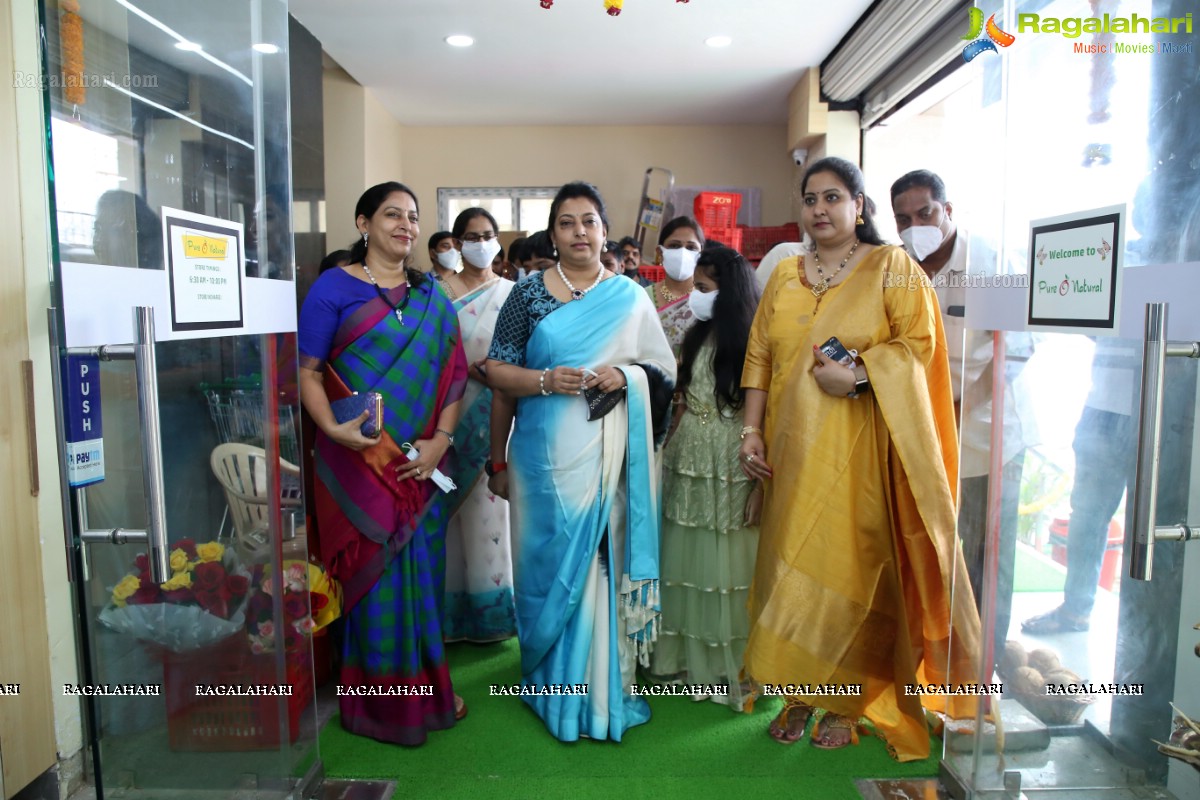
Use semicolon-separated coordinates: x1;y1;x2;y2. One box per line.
811;239;860;298
556;262;604;301
361;261;410;324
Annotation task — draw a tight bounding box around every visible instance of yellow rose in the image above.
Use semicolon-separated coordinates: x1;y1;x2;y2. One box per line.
169;548;190;573
160;571;192;591
195;541;225;563
111;574;141;608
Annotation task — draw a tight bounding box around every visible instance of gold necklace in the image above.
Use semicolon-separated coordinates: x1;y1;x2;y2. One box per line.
811;239;860;298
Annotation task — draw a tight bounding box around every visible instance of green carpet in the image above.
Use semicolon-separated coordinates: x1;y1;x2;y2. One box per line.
319;639;942;799
1012;542;1067;593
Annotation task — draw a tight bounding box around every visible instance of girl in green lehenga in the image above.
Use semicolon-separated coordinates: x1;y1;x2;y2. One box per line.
650;246;762;710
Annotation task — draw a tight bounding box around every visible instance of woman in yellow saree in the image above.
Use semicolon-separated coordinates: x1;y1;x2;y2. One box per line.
738;157;981;761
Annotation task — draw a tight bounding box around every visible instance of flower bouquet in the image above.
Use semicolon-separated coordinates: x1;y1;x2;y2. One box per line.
245;559;341;654
99;539;252;653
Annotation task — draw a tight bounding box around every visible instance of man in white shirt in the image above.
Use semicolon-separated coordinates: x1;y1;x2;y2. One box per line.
891;169;1035;658
754;240;806;291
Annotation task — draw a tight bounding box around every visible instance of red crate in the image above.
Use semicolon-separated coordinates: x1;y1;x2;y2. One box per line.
737;223;802;265
162;636;314;751
638;264;665;283
705;227;743;253
693;192;742;231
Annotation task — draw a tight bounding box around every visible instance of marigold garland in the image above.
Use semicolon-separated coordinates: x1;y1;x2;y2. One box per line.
60;0;85;106
538;0;690;15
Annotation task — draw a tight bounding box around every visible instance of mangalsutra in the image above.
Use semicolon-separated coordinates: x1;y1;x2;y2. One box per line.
811;239;860;298
557;262;604;300
362;261;410;324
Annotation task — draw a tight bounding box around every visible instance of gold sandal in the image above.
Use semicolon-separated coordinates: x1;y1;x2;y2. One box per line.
768;698;814;744
811;712;859;750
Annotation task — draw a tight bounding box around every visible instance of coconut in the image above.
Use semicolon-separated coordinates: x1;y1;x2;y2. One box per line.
1043;668;1082;688
1027;648;1061;674
1000;640;1027;676
1013;666;1045;695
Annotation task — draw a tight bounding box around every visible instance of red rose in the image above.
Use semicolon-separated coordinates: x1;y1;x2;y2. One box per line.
225;574;249;598
130;584;161;605
195;588;229;620
176;538;198;559
309;592;328;613
162;588;192;604
283;593;308;621
134;553;149;572
193;561;226;591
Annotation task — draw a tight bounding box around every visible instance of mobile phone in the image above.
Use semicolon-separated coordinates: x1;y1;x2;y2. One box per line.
818;336;857;367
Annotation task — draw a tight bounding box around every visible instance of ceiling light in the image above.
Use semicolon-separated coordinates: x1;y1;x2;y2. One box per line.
174;40;203;51
705;35;732;48
445;34;474;47
252;43;280;54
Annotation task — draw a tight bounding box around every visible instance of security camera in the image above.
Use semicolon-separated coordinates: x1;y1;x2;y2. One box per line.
792;148;808;166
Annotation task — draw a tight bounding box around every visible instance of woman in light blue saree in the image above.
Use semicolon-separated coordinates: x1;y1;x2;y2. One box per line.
486;182;676;741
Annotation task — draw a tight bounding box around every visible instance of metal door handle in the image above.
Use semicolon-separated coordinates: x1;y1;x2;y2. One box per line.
63;307;172;583
1129;303;1200;581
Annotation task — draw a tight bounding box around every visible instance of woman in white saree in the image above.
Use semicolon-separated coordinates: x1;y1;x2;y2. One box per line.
486;182;675;741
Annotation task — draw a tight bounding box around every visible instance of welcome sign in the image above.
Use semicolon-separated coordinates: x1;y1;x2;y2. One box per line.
1027;205;1125;334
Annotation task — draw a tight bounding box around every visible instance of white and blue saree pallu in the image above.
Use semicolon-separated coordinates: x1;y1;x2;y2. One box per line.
510;277;675;741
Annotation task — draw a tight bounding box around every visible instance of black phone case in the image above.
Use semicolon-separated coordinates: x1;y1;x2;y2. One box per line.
818;336;855;367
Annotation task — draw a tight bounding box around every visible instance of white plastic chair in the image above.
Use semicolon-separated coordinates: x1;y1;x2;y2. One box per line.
209;443;305;560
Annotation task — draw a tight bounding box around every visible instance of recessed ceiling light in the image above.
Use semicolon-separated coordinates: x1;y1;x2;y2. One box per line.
175;40;203;51
705;35;732;48
445;35;474;47
252;43;280;54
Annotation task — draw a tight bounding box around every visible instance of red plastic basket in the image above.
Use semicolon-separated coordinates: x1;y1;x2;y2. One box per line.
705;227;743;253
693;192;742;232
737;223;802;265
162;636;313;751
638;264;665;283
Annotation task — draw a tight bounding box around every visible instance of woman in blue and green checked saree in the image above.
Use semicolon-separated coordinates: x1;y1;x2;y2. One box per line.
298;182;469;746
436;207;518;643
486;182;676;742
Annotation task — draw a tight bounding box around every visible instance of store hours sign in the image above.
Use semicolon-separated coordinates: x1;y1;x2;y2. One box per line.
162;208;245;333
1027;205;1125;335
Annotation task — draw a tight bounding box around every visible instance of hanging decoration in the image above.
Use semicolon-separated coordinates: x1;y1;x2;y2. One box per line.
539;0;690;15
60;0;86;106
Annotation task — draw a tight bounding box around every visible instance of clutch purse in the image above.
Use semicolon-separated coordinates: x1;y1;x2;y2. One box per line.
584;386;624;421
330;391;383;437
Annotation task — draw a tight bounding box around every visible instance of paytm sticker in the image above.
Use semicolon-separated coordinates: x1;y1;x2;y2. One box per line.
62;355;104;487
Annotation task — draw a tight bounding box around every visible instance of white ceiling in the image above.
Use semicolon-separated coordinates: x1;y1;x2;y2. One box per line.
289;0;872;127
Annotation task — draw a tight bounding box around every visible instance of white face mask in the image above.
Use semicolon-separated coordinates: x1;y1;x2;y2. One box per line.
899;225;944;262
435;249;460;271
687;289;718;321
461;238;502;269
661;247;700;281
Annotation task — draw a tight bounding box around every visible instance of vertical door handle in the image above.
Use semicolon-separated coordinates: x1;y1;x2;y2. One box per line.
132;307;171;584
1130;302;1200;581
60;307;172;583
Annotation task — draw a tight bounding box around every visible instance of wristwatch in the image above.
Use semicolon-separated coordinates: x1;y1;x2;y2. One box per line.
848;367;870;398
485;460;507;477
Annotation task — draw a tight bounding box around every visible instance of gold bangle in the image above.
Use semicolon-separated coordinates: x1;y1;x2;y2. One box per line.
739;425;763;440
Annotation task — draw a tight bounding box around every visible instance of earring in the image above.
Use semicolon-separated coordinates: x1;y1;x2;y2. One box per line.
362;232;369;247
552;246;558;259
855;214;864;226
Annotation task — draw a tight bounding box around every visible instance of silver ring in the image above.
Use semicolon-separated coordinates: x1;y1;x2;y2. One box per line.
745;454;755;463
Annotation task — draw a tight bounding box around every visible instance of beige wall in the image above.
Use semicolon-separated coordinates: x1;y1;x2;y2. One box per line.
3;0;82;796
322;64;404;250
393;124;792;271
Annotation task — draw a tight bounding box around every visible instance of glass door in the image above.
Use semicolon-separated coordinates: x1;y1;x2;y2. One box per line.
39;0;320;796
864;0;1200;796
